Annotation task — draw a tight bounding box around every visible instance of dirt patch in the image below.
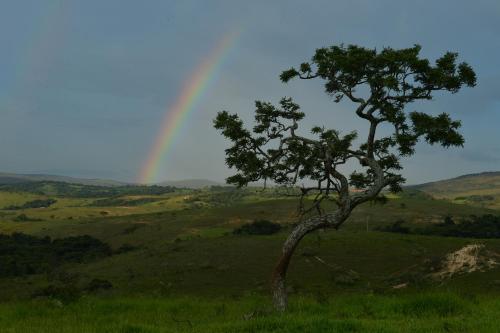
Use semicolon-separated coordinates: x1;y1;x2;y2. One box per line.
432;244;499;280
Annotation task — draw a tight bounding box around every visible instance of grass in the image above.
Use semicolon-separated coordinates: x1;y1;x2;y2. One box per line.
1;292;499;332
1;188;500;300
1;186;500;331
413;172;500;210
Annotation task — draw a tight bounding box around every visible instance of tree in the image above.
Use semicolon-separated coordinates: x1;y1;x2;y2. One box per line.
214;44;476;311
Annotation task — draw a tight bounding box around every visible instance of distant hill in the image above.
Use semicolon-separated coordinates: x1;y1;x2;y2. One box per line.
0;172;126;187
156;179;223;189
412;172;500;195
411;171;500;210
0;172;224;189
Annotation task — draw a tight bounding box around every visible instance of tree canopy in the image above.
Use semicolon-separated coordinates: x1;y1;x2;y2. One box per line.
215;44;475;199
214;44;476;311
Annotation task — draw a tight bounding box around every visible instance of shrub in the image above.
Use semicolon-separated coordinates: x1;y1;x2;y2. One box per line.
4;198;57;210
32;284;81;304
379;214;500;239
86;278;113;292
0;233;111;277
90;197;159;207
377;220;409;234
115;243;139;254
233;220;282;235
13;214;41;222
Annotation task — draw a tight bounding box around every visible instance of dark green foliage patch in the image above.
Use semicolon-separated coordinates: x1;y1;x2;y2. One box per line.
4;198;57;210
0;233;111;277
233;220;282;235
380;214;500;238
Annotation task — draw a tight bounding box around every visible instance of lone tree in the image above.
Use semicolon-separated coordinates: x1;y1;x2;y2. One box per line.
214;44;476;311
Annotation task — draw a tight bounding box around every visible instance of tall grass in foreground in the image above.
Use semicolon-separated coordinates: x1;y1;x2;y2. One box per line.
1;292;499;332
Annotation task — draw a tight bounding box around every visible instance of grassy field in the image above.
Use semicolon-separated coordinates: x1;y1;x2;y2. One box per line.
1;182;500;331
1;293;500;332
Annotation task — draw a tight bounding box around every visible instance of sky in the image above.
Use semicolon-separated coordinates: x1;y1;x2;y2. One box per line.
1;0;499;185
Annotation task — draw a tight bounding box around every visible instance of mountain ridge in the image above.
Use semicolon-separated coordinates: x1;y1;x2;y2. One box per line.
0;172;223;189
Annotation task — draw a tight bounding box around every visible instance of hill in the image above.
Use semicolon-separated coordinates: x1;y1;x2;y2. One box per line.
411;171;500;210
0;172;126;187
0;172;224;189
156;178;223;188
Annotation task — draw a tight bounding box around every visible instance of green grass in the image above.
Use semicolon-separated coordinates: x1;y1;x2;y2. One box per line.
1;188;500;300
1;293;499;332
1;186;500;331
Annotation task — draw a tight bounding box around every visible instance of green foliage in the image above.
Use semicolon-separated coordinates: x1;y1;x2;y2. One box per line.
457;195;496;202
233;220;282;235
397;293;468;317
1;293;499;332
4;198;57;210
85;278;113;293
13;213;42;222
215;43;475;209
0;233;111;277
0;181;176;198
377;219;410;234
32;284;82;304
381;214;500;238
234;219;282;235
90;197;160;207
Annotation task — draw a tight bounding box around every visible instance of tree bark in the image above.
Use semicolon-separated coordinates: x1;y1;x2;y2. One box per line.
270;217;325;312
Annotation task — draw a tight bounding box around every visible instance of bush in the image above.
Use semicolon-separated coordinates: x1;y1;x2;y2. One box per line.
51;235;112;262
377;219;409;234
0;233;111;277
4;198;57;210
233;220;282;235
379;214;500;239
115;243;139;254
32;284;81;304
85;278;113;292
13;214;41;222
0;181;176;198
90;197;160;207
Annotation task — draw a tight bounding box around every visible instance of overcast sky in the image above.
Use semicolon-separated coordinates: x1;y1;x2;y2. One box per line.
1;0;499;184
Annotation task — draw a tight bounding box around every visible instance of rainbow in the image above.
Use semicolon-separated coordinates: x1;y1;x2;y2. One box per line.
138;30;240;184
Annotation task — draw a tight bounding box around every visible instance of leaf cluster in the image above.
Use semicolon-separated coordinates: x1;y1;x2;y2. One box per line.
215;44;475;214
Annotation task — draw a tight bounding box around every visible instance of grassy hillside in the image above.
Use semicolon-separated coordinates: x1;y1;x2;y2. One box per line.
1;185;499;299
0;172;126;187
1;182;500;331
412;172;500;209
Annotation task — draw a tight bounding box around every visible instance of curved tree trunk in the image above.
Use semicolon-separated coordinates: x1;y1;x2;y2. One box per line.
270;218;324;312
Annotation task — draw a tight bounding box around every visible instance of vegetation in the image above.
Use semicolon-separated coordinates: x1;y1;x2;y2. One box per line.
412;172;500;210
380;214;500;238
1;181;500;330
0;181;176;198
233;220;282;235
13;214;42;222
1;293;500;332
0;233;111;277
214;44;476;310
89;197;160;207
4;198;57;210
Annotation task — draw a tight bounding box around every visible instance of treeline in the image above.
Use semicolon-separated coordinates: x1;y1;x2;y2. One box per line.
0;233;111;277
233;220;282;235
4;198;57;210
89;197;160;207
0;181;176;198
379;214;500;239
